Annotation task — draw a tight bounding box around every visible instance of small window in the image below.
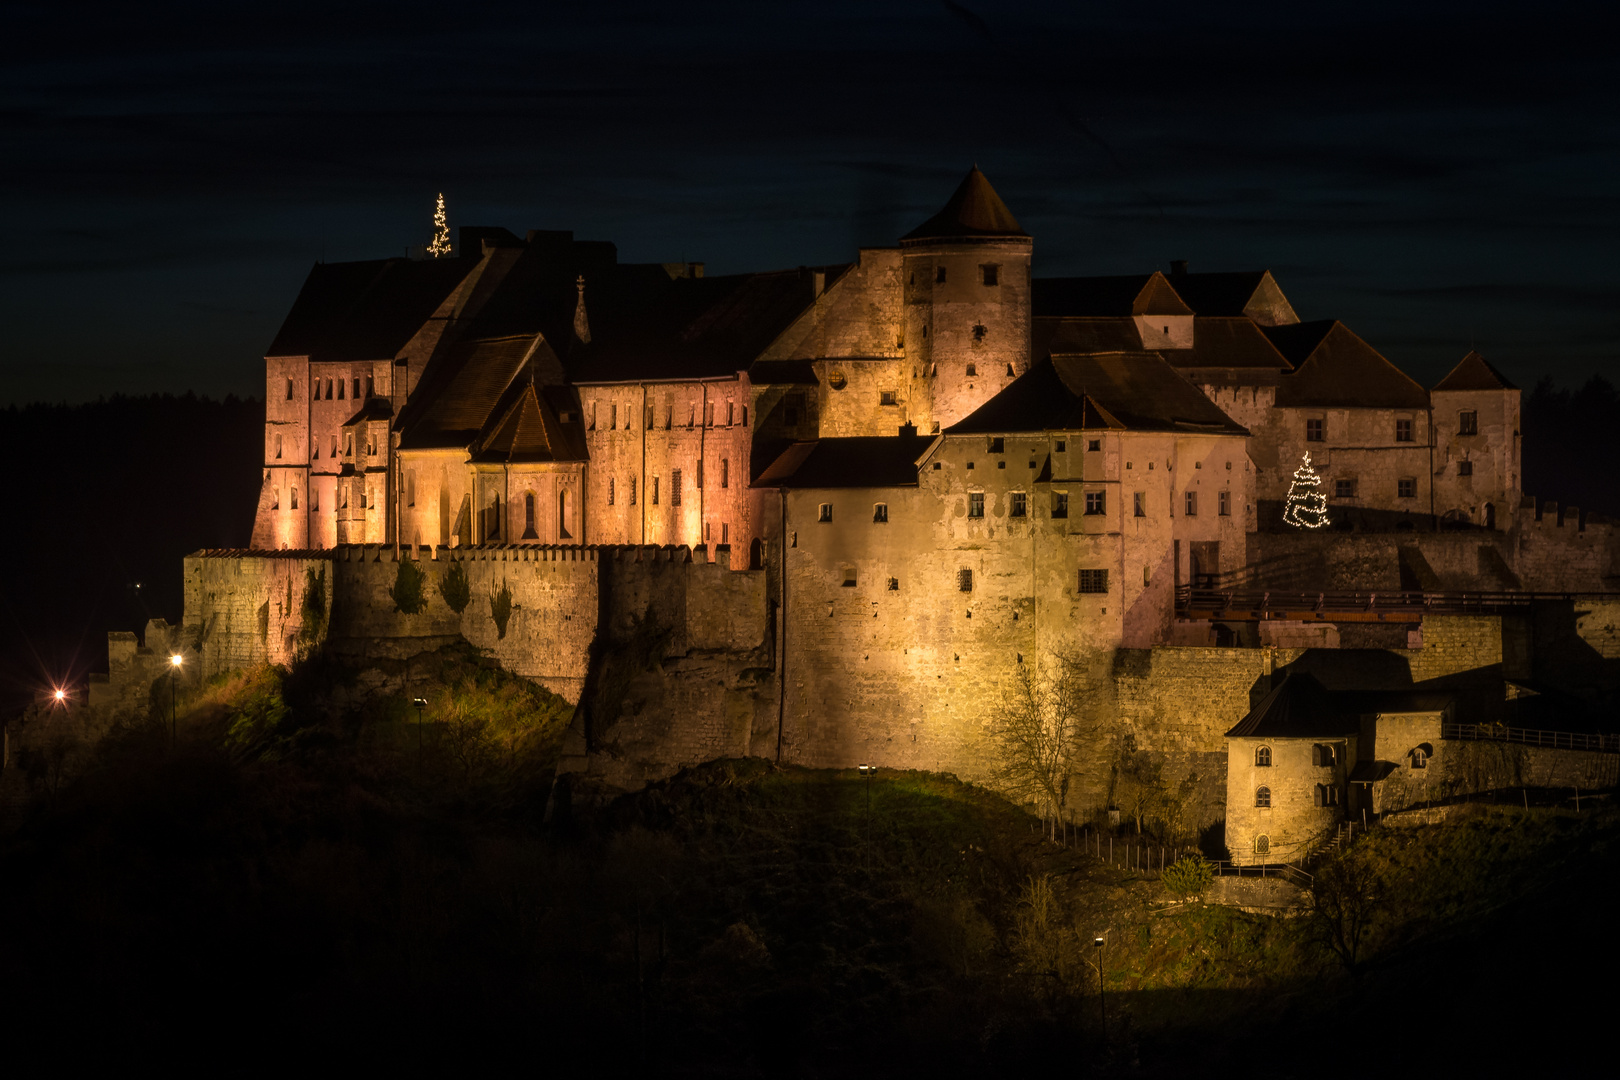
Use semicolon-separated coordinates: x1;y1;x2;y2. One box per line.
1306;418;1324;442
610;403;618;430
523;493;536;538
828;371;847;391
1459;411;1478;435
687;405;696;428
1325;785;1339;806
784;394;802;426
1256;786;1271;808
706;402;715;427
1254;834;1270;855
697;460;704;489
887;577;899;591
1184;491;1198;516
1312;744;1337;767
1255;746;1272;767
652;476;660;505
1398;477;1416;499
1314;784;1324;807
935;266;947;284
671;469;683;506
406;471;416;508
842;567;857;588
325;378;334;400
721;459;729;489
726;401;734;426
1006;363;1015;376
664;405;673;429
353;378;361;399
1010;492;1026;518
367;375;374;397
312;381;320;401
1396;418;1414;442
968;492;984;518
1052;492;1069;519
1078;568;1108;594
337;379;345;400
1055;440;1066;453
1088;439;1101;452
331;436;338;457
873;503;888;523
966;363;977;377
957;568;973;592
988;437;1004;453
311;489;319;511
290;487;298;510
589;403;597;430
1411;747;1428;769
1084;491;1105;515
629;477;637;505
272;489;279;510
1133;492;1145;518
818;503;832;523
275;434;283;459
608;477;616;506
1458;460;1473;477
285;377;294;400
880;390;897;407
981;264;998;286
1334;479;1357;498
1218;491;1230;516
645;405;654;428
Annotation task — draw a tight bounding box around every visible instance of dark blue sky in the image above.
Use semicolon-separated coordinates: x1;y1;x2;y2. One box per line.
3;0;1614;404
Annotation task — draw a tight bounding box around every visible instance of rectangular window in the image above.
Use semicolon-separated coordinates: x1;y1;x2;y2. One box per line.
290;487;298;510
1458;460;1473;476
818;503;832;522
981;264;998;286
608;477;616;506
887;577;899;591
629;477;637;505
275;434;283;459
785;394;802;427
1010;492;1026;518
406;471;416;507
958;568;973;592
966;363;977;377
337;379;345;400
272;489;279;510
345;436;352;457
880;390;897;407
664;405;673;429
1055;440;1066;452
936;266;947;284
367;375;374;397
697;460;704;488
589;403;597;430
688;405;695;429
1052;492;1069;519
842;567;857;588
312;488;319;512
721;459;729;488
1185;491;1198;516
646;405;655;429
1395;418;1414;442
331;436;338;457
313;381;320;401
706;402;715;427
1306;418;1324;442
968;492;984;518
326;378;334;400
1218;490;1231;516
1459;411;1478;435
1133;491;1145;518
727;401;735;425
1084;491;1105;515
1335;479;1357;498
873;503;888;523
988;437;1004;453
652;476;660;505
1088;439;1101;452
671;469;682;506
1078;569;1109;594
353;378;361;399
1398;477;1416;498
721;523;729;543
610;404;618;429
286;377;294;400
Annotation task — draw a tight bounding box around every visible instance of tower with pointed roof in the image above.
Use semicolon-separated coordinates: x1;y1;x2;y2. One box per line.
1431;350;1521;530
900;168;1032;432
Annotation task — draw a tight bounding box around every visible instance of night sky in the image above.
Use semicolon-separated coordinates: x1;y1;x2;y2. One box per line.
3;0;1614;405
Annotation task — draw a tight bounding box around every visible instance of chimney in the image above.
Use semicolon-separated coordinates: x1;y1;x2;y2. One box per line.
899;422;917;437
1169;260;1189;276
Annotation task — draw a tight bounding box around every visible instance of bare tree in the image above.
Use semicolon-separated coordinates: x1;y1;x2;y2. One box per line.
989;657;1087;838
1310;845;1384;971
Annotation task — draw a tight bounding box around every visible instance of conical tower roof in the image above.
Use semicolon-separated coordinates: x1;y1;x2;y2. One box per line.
1433;350;1517;392
901;167;1029;243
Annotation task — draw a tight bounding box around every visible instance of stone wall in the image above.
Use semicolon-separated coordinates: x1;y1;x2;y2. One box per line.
186;550;334;675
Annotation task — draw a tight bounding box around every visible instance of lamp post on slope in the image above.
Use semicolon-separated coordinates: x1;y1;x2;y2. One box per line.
169;653;184;748
412;697;428;774
1094;936;1107;1034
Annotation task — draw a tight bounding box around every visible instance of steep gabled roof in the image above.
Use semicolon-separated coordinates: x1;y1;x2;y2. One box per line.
1162;318;1294;374
469;379;585;463
1032;271;1191;318
753;435;937;489
1033;317;1144;355
395;334;540;450
1433;351;1518;392
900;168;1028;242
1268;321;1430;410
949;352;1247;436
340;396;395;427
1165;270;1299;325
571;270;831;383
266;256;477;361
1226;673;1355;738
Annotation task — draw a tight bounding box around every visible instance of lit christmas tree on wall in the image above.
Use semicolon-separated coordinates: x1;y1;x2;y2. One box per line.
426;193;452;257
1282;451;1331;529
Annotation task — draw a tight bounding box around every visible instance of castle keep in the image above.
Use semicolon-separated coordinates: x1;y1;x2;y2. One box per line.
106;168;1620;859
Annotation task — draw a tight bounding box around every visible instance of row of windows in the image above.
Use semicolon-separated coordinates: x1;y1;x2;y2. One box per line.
1253;744;1340;767
1329;477;1463;499
835;566;1108;595
591;401;747;431
908;264;1001;286
813;490;1232;523
293;376;371;402
1303;412;1476;443
1253;785;1342;808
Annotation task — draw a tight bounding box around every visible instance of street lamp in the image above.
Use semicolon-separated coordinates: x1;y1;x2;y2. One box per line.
169;653;184;747
412;697;428;772
1094;936;1107;1033
53;689;66;703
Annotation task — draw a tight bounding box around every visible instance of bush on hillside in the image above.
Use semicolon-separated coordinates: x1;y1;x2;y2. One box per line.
1162;855;1215;899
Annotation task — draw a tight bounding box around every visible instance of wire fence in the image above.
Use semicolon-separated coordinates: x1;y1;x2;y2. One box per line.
1442;722;1620;754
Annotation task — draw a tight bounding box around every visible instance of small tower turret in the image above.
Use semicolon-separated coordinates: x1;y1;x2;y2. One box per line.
900;168;1032;431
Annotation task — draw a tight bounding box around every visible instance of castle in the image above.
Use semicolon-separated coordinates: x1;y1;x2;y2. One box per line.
100;168;1620;863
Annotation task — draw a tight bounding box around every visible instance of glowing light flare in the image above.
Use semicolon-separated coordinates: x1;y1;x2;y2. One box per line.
170;654;184;668
1282;451;1331;529
53;689;66;702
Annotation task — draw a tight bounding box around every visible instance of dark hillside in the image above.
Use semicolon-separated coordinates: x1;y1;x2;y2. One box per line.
0;394;262;712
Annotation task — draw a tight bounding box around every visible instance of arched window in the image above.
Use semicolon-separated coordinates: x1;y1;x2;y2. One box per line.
1314;784;1325;807
523;493;537;539
1255;746;1272;767
558;490;571;539
290;487;298;510
1255;786;1271;808
1411;746;1428;769
1254;835;1270;855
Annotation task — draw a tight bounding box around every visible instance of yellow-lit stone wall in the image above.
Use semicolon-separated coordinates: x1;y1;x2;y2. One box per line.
1225;734;1354;864
1432;385;1520;528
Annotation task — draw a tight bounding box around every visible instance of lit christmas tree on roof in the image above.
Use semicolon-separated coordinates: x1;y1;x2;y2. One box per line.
426;193;452;257
1282;451;1331;529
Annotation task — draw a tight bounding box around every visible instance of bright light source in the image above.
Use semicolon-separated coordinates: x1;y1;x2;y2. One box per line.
53;689;66;702
412;697;427;708
1094;937;1105;947
170;654;184;667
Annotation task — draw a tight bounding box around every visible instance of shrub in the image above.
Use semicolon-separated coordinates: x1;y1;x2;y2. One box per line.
297;567;327;647
390;558;427;614
1162;855;1215;900
439;561;471;614
490;580;513;639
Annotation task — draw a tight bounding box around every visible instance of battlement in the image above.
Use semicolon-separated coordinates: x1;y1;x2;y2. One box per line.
194;543;744;570
1518;497;1611;533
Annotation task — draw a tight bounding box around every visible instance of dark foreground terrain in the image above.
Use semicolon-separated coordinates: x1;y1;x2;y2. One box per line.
1;647;1616;1074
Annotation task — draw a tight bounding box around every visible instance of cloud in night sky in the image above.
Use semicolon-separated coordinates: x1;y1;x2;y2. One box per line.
1;0;1614;403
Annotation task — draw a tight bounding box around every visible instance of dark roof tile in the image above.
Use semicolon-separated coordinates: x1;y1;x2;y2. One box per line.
395;334;539;450
1269;321;1430;410
901;168;1028;242
1433;351;1518;392
267;257;476;362
753;435;936;489
1032;272;1191;318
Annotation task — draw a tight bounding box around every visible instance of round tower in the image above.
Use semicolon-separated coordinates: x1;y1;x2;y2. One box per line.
901;168;1032;432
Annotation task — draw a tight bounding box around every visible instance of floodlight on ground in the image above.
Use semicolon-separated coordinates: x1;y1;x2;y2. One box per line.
412;697;428;708
54;689;66;702
170;654;184;667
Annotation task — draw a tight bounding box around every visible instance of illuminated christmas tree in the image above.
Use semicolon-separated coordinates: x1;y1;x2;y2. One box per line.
1282;451;1331;529
426;193;452;257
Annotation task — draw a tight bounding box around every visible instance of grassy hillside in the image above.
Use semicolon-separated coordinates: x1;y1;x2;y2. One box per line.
1;648;1615;1072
